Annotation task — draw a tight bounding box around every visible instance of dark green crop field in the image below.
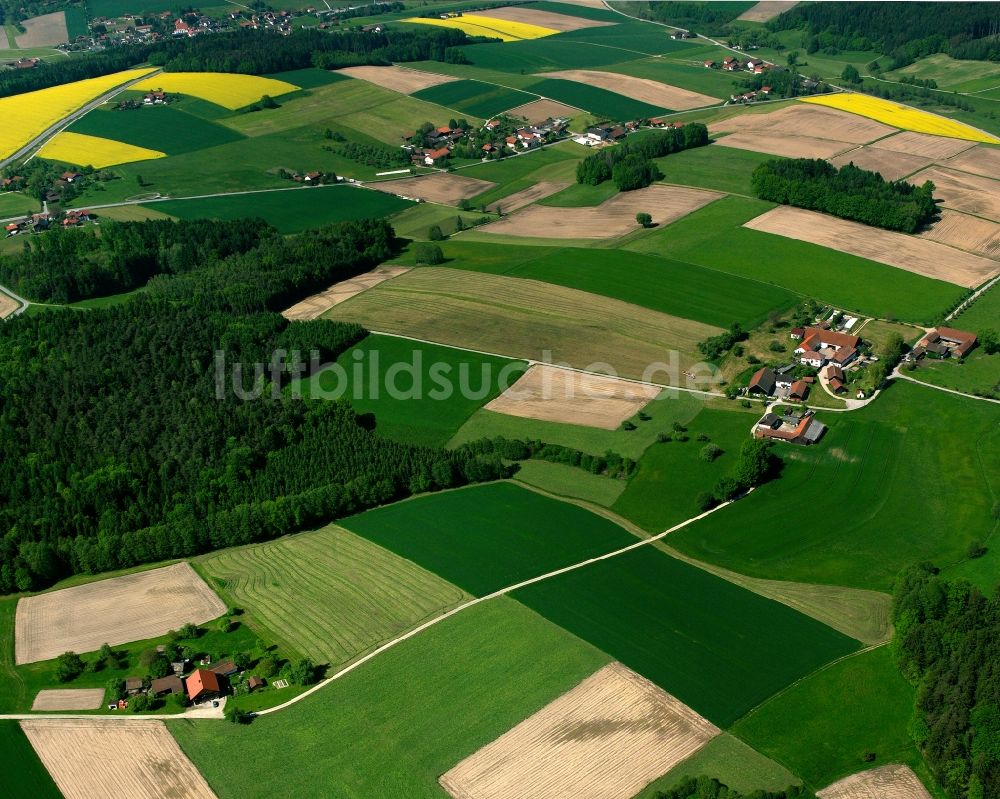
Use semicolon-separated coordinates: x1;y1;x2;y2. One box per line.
266;68;350;89
525;77;667;119
0;721;61;799
341;482;637;596
463;37;644;73
514;545;860;726
412;79;539;118
68;105;244;156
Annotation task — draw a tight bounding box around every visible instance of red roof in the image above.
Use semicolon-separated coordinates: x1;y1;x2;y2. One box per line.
803;326;860;351
436;126;452;134
789;380;809;398
185;669;221;701
426;147;450;160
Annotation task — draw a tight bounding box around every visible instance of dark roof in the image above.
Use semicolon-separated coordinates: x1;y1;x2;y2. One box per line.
747;367;776;395
789;379;809;398
209;659;237;676
124;676;143;690
151;675;183;695
759;412;781;428
803;419;826;442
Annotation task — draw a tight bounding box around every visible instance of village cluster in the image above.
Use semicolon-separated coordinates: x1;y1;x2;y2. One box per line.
404;115;570;166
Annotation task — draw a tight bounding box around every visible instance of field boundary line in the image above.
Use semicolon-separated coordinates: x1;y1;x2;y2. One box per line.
891;369;1000;404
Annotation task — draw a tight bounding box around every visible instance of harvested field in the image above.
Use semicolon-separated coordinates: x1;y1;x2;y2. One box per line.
477;5;613;31
20;719;218;799
15;563;226;665
440;662;719;799
918;209;1000;259
0;291;17;319
818;764;931;799
944;145;1000;180
829;146;932;181
911;165;1000;222
479;184;721;239
373;172;495;205
737;1;799;22
541;70;717;110
712;104;894;145
715;131;851;160
485;181;570;213
323;267;723;382
485;364;660;429
507;98;581;122
335;65;458;94
282;265;409;320
869;130;978;159
15;12;68;47
744;206;999;287
31;689;105;711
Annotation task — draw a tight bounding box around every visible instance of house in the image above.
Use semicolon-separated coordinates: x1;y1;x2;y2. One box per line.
790;327;804;340
14;57;40;69
585;126;610;143
304;171;322;182
745;57;765;71
723;57;741;72
754;410;825;445
423;147;450;165
788;380;810;400
247;676;265;692
173;19;192;36
481;143;495;153
484;119;501;130
703;60;716;68
143;91;166;104
209;659;238;677
61;171;83;183
821;364;844;382
670;30;692;39
609;126;627;140
361;23;383;33
185;669;223;702
799;350;825;368
829;347;857;367
760;85;772;95
125;676;144;695
916;327;977;358
795;327;861;367
747;366;776;396
151;675;184;696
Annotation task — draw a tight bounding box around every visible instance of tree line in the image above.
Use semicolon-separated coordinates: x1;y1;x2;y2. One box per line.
893;563;1000;798
751;158;937;233
0;217;514;594
575;124;709;189
458;436;637;480
655;776;816;799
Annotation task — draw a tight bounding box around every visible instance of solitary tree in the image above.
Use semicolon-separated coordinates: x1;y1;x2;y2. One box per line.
841;64;861;84
55;651;85;683
427;225;444;241
636;212;652;228
414;243;444;265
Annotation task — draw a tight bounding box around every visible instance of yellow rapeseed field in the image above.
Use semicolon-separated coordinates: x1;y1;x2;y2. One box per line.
0;68;156;161
131;72;299;110
37;131;166;169
801;93;1000;144
403;14;559;42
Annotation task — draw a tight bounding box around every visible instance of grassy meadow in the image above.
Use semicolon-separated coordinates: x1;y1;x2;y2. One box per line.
412;79;538;118
0;720;61;799
525;77;668;119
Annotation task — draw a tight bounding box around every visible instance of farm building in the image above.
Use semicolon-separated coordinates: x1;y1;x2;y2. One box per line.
124;677;144;695
151;675;184;696
747;367;777;396
913;327;977;359
247;676;265;692
209;659;238;677
795;327;860;367
754;410;825;445
185;669;223;702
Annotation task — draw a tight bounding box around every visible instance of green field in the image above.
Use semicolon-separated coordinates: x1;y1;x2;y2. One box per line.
412;79;539;118
297;333;526;447
265;68;349;89
625;196;966;323
908;350;1000;398
955;285;1000;330
656;143;774;195
146;186;413;234
513;545;860;726
0;192;38;218
555;21;703;57
607;57;741;99
0;720;61;799
171;598;610;798
526;77;668;119
462;37;645;73
64;6;88;39
511;460;628;506
68;104;245;156
888;53;1000;92
197;525;466;666
536;180;619;207
732;647;926;791
341;482;637;596
669;381;1000;590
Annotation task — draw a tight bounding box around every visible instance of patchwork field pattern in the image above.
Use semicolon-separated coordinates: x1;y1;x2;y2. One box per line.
21;719;218;799
485;364;660;430
744;206;999;287
0;68;156;160
478;5;615;32
801;94;1000;144
440;662;720;799
870;130;977;159
282;266;410;320
374;172;495;204
829;146;931;181
14;11;68;47
943;144;1000;179
506;98;580;122
526;77;667;119
335;65;458;94
485;180;571;212
917;209;1000;259
715;132;851;160
31;689;105;711
15;563;226;664
131;72;299;110
818;764;932;799
540;70;718;110
37;131;166;168
480;184;721;239
323;267;723;382
403;14;559;42
909;165;1000;222
413;79;539;117
198;525;466;664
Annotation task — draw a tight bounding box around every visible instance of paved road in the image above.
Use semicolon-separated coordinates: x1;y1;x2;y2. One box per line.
0;284;30;319
946;274;1000;322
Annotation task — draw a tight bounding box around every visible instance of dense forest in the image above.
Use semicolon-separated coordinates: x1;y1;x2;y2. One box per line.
0;218;510;593
654;777;815;799
621;2;756;36
751;158;937;232
576;124;709;188
893;564;1000;798
769;2;1000;67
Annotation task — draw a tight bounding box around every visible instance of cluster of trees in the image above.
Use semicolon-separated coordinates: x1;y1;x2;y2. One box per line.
0;217;271;303
752;158;937;233
655;776;816;799
458;436;637;479
0;47;150;98
576;125;709;188
854;80;977;114
624;1;749;36
332;1;404;22
0;218;513;593
893;563;1000;798
704;438;780;507
770;2;1000;67
741;67;826;99
698;322;748;361
338;141;410;169
0;157;97;203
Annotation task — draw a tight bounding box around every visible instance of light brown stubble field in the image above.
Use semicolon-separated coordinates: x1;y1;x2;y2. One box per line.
943;145;1000;180
541;70;718;110
15;563;227;664
818;764;932;799
0;291;17;319
31;689;106;711
439;662;720;799
282;265;410;320
479;5;613;31
485;180;570;213
917;208;1000;259
373;172;496;204
335;65;458;94
15;11;68;47
909;165;1000;222
715;132;852;160
829;146;932;180
712;104;895;144
507;98;581;122
21;719;218;799
736;1;799;22
870;130;977;159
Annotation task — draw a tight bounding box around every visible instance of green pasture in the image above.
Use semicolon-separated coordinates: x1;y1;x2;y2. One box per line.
607;57;741;99
624;196;966;323
0;721;61;799
513;544;860;726
87;0;185;14
656;143;774;195
525;77;667;119
554;21;702;57
528;0;622;23
146;186;413;234
888;53;1000;92
536;180;618;206
0;192;39;218
341;482;637;596
669;381;1000;591
412;79;538;118
462;37;644;74
68;104;244;156
956;284;1000;330
265;68;349;89
908;351;1000;398
295;333;526;447
511;459;627;507
171;598;610;798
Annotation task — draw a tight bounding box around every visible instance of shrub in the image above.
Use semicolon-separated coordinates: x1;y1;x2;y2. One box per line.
967;540;987;559
55;651;85;683
696;491;717;511
427;224;444;241
701;443;723;462
657;432;672;443
414;243;444;265
636;212;652;227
